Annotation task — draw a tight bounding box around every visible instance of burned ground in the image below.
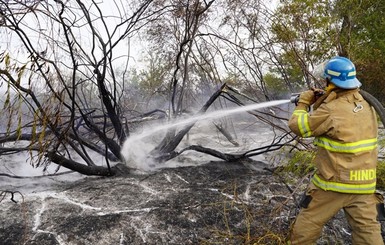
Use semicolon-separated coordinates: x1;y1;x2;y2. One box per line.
1;160;373;245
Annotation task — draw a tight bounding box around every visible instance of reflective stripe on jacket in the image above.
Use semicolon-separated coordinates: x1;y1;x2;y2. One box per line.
289;89;378;194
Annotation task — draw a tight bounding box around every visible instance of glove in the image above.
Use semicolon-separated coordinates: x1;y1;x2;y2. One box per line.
313;88;326;98
298;90;316;106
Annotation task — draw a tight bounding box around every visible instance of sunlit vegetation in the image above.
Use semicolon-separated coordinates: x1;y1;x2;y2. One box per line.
282;150;316;178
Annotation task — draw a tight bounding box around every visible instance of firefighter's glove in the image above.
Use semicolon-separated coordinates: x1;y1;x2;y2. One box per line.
298;90;316;106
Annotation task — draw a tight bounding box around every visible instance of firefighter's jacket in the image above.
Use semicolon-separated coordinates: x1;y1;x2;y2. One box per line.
289;89;378;194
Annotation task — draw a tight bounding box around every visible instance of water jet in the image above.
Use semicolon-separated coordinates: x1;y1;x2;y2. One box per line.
121;99;291;171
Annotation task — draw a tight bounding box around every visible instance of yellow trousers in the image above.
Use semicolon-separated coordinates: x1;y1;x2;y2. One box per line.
289;183;384;245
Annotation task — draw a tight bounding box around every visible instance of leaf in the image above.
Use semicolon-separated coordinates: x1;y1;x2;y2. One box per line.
4;53;10;68
16;64;27;85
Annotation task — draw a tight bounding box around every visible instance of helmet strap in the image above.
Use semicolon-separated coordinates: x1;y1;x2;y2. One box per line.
325;78;336;92
313;79;337;110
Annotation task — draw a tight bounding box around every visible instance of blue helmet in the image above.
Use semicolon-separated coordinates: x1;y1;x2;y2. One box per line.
323;56;361;89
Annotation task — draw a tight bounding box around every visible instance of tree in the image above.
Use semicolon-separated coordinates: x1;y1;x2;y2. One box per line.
270;0;385;102
0;0;160;175
270;0;337;89
334;0;385;101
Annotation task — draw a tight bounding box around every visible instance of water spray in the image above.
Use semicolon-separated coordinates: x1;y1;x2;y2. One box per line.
121;99;291;171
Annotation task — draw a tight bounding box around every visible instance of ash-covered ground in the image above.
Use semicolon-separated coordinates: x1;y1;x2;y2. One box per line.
1;110;384;244
1;160;361;245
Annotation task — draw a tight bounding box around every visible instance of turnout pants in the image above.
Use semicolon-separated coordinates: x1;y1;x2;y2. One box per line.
289;183;384;245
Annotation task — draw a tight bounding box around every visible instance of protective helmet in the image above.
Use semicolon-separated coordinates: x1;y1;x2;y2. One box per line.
323;56;361;89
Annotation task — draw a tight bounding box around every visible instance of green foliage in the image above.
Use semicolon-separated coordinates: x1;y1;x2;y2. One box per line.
264;73;287;98
334;0;385;102
265;54;306;95
282;150;316;178
271;0;336;71
128;52;171;95
272;0;385;100
377;160;385;190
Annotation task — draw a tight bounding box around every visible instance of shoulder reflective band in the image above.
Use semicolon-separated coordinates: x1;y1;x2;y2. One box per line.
292;110;312;137
312;174;376;194
314;137;377;153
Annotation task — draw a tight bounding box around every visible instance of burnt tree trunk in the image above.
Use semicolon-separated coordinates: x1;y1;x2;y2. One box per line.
151;83;227;162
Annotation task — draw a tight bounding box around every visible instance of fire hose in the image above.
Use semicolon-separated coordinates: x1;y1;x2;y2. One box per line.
360;90;385;127
291;90;385;127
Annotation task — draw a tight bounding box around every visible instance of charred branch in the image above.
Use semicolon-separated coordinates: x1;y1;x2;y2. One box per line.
0;132;34;143
170;132;294;163
46;151;115;176
79;114;122;160
152;83;226;156
213;122;239;146
154;123;295;164
178;145;250;162
126;109;167;123
243;132;295;157
94;68;127;145
0;190;23;204
221;85;290;133
67;132;119;162
0;130;118;162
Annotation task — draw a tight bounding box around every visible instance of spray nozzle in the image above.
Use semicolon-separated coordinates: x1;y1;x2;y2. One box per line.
290;90;326;105
290;93;300;104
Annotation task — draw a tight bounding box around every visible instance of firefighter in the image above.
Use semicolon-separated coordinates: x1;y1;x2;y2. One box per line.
288;56;384;244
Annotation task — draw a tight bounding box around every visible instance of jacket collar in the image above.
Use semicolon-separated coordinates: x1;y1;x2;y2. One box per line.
314;88;361;109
